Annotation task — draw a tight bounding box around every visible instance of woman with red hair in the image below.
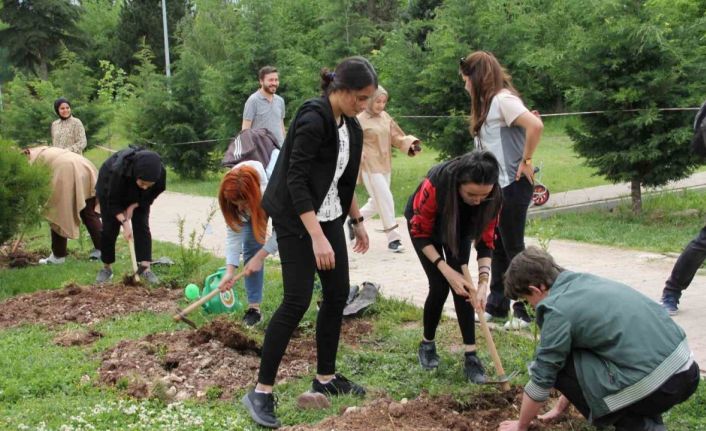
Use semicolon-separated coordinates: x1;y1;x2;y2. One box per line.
217;161;278;326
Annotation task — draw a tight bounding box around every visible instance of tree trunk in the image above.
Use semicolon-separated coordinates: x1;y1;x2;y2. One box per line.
631;178;642;214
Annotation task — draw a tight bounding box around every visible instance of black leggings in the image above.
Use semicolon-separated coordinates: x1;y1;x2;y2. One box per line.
257;219;350;386
556;355;700;430
100;205;152;264
412;240;476;346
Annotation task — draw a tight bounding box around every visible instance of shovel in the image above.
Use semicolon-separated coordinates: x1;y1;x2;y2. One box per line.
462;265;512;391
126;222;140;283
172;270;246;328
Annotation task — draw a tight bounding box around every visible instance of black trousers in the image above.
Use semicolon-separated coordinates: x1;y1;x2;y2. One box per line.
556;355;700;430
486;178;533;319
51;197;102;257
258;219;350;386
411;239;476;345
664;224;706;298
100;205;152;264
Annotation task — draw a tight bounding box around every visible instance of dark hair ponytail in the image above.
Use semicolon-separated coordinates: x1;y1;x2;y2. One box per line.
442;150;502;257
320;56;378;95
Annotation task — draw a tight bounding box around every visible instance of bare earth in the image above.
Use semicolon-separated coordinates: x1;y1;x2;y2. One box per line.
150;191;706;370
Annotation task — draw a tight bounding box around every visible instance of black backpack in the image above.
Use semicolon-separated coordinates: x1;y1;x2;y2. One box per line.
690;101;706;158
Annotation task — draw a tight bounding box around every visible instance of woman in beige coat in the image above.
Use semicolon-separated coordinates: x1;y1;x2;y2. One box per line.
355;86;421;252
51;98;87;154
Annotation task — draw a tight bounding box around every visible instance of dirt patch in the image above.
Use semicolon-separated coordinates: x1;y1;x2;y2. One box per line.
0;249;45;268
0;283;182;328
97;316;372;400
284;390;585;431
54;328;103;346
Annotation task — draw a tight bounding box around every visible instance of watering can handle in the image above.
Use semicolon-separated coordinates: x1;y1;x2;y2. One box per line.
173;271;246;319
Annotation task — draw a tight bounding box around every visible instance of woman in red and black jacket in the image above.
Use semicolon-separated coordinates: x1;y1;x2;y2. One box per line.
404;150;502;384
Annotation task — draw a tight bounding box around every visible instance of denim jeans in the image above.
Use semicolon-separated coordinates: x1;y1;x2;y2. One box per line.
486;177;533;319
241;221;265;305
664;225;706;299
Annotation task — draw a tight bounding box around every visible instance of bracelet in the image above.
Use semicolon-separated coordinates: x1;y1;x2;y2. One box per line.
433;256;444;267
349;216;364;225
478;273;490;282
478;265;491;272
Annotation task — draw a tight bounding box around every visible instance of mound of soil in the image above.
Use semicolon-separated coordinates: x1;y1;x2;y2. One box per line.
54;329;103;346
98;317;372;400
284;391;585;431
0;283;182;328
0;250;45;268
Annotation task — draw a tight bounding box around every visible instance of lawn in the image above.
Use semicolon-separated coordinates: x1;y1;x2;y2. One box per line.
0;224;704;430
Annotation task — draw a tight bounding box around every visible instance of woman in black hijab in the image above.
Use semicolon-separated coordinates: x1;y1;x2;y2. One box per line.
95;147;166;284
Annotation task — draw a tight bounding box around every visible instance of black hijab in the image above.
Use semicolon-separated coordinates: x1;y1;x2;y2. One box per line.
132;151;163;182
54;97;71;118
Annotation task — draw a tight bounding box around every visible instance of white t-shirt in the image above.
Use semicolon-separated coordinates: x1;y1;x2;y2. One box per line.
475;89;529;188
317;121;350;222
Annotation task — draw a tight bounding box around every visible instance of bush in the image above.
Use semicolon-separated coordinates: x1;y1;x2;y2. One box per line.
0;139;51;245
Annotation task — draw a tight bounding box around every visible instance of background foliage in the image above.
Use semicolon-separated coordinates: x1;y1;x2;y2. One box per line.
0;0;705;191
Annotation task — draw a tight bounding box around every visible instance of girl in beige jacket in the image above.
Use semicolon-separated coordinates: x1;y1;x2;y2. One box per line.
51;98;87;154
356;86;421;252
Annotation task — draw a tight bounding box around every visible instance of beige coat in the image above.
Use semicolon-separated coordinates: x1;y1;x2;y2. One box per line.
29;146;98;239
51;116;87;154
356;110;419;174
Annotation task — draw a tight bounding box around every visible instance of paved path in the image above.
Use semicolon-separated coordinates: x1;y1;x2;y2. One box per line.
150;174;706;369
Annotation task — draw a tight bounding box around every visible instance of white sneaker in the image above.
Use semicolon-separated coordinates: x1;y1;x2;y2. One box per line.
474;312;494;323
39;253;65;265
504;317;530;331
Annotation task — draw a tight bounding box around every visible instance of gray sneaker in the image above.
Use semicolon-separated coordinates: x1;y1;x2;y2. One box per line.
96;268;113;283
139;268;160;284
88;249;101;261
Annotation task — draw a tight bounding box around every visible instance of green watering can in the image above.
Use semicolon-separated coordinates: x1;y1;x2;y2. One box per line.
185;267;243;314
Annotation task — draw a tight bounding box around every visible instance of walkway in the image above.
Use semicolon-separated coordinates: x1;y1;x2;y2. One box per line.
150;173;706;369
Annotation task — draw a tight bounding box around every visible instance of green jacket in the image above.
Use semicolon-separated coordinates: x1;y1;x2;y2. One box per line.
525;271;690;420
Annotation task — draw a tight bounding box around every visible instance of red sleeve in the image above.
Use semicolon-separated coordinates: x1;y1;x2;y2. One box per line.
481;212;499;250
409;178;437;242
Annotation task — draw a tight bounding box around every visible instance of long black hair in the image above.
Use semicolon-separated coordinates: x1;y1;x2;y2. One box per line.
442;150;502;257
320;56;377;95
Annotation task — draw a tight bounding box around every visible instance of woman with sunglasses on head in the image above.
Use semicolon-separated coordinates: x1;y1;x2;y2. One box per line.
459;51;544;330
241;57;376;429
406;150;502;384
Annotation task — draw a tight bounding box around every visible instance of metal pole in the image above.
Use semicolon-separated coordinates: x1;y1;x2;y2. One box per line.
161;0;171;78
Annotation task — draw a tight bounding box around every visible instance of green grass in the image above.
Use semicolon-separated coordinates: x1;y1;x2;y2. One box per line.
1;227;704;430
527;189;706;253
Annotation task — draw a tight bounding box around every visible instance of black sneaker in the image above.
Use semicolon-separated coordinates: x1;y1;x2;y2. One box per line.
388;239;405;253
464;354;486;384
660;294;679;316
241;389;280;428
418;340;440;370
242;308;262;326
312;373;366;396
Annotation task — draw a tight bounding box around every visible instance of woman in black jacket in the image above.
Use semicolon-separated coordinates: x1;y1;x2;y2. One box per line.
95;147;166;284
405;150;502;384
241;57;377;429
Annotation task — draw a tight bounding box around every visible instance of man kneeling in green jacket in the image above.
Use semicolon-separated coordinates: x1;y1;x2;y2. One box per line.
498;247;699;431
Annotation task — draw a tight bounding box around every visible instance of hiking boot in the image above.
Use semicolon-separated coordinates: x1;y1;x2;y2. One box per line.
504;317;531;331
88;248;101;261
96;267;113;283
39;253;65;265
312;373;366;397
464;354;487;384
418;340;440;370
660;294;679;316
241;389;280;429
139;267;160;284
388;239;405;253
243;308;262;326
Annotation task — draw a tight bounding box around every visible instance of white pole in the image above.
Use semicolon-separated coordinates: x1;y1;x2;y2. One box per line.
161;0;171;78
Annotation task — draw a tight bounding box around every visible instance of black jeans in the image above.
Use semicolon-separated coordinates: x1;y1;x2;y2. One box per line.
51;197;102;257
411;239;476;345
486;178;533;319
664;224;706;299
258;219;350;386
555;355;700;430
100;205;152;264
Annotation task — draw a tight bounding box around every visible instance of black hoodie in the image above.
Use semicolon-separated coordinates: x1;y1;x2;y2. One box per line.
262;96;363;235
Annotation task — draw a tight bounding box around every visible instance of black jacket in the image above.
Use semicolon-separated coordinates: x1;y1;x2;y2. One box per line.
96;148;167;217
262;97;363;235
